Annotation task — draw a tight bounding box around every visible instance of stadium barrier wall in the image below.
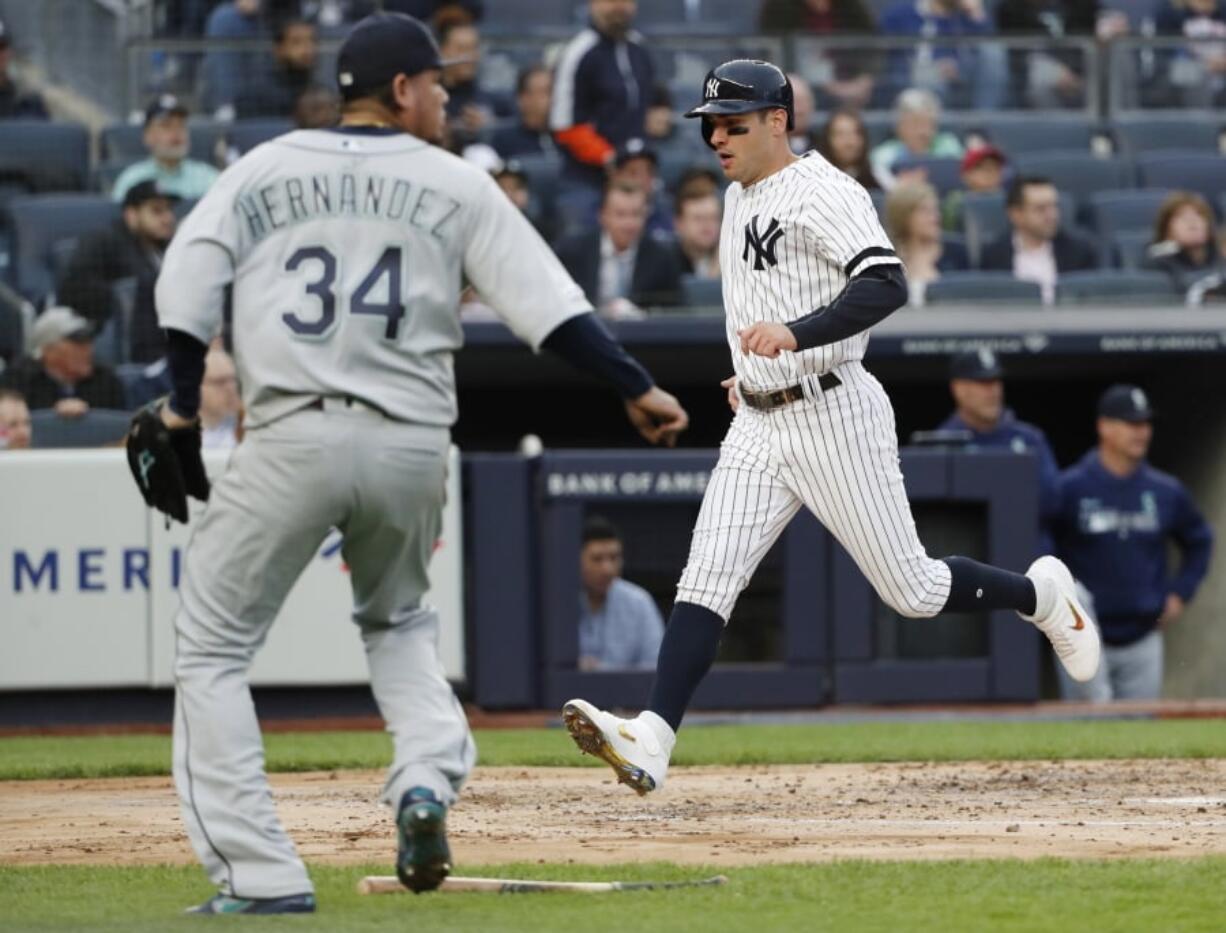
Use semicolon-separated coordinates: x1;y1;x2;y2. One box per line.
0;447;465;690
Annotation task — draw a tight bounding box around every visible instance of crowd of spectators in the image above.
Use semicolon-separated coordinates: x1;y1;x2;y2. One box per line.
6;0;1226;439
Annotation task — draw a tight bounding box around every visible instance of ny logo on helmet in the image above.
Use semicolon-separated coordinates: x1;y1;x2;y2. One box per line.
705;77;720;99
743;214;784;270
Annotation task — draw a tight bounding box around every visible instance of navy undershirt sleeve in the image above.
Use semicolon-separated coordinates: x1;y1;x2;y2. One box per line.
786;262;907;351
540;312;654;399
166;328;208;419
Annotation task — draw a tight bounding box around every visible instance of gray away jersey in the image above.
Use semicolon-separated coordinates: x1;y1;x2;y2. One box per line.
157;129;591;428
719;151;901;389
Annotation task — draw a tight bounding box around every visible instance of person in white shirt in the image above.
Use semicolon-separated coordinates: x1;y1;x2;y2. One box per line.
980;175;1097;304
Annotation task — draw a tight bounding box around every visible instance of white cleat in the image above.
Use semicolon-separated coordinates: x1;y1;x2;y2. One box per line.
561;699;674;795
1020;555;1102;683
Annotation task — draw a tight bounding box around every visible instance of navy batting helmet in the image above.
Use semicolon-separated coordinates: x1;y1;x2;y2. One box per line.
684;60;794;148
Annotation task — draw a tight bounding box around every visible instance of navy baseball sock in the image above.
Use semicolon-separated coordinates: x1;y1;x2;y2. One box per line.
647;602;725;732
941;556;1036;615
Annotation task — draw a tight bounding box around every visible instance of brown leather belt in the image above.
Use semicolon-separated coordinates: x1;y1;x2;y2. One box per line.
740;372;841;412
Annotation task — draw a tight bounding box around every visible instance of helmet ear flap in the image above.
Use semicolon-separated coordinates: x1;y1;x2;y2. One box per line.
701;116;715;150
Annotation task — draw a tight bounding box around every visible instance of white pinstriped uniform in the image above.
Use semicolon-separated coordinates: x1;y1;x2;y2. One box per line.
675;152;953;620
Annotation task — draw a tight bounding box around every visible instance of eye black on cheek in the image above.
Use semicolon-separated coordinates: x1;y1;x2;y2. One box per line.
729;127;749;136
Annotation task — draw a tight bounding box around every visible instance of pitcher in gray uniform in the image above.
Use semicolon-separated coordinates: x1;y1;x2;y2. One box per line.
147;13;687;914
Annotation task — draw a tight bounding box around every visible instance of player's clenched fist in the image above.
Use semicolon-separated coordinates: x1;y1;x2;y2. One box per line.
625;386;689;447
738;322;797;358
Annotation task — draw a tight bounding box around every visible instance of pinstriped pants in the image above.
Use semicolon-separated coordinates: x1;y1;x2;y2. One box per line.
676;362;952;622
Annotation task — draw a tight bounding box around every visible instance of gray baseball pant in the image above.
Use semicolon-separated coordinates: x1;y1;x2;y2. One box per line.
172;405;475;899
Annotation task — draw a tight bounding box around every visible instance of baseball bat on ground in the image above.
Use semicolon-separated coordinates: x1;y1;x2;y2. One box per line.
356;874;729;895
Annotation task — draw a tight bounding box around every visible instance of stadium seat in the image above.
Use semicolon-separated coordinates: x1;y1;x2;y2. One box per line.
695;0;761;33
1112;230;1154;270
1136;154;1226;213
681;274;722;310
901;157;963;196
925;272;1043;305
512;152;563;213
1086;189;1173;238
1056;270;1177;304
0;121;90;192
658;148;720;192
482;0;580;34
1112;115;1225;155
5;195;119;304
1014;151;1134;208
635;0;688;30
30;409;131;449
225;119;294;154
979;116;1101;155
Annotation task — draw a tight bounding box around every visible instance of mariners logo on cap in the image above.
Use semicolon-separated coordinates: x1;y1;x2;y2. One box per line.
705;77;720;100
1131;388;1148;411
977;348;996;370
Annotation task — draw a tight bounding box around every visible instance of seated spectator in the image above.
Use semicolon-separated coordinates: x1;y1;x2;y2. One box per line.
609;138;671;236
816;108;880;190
490;162;552;238
1155;0;1226;108
235;17;319;119
1144;191;1221;293
869;89;964;189
0;308;125;416
878;0;1005;108
980;175;1097;303
643;83;684;151
578;516;665;672
490;64;553;160
937;349;1059;536
996;1;1128;108
885;181;968;304
58;181;178;362
436;9;501;149
674;166;722;200
554;181;683;317
942;143;1007;230
293;84;341;128
0;17;48;119
202;0;267;117
761;0;878;109
787;73;818;154
672;189;722;279
201;346;241;450
112;95;221;202
0;388;32;450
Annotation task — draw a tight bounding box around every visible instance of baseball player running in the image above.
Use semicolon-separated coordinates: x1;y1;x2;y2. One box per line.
562;60;1100;795
126;13;686;914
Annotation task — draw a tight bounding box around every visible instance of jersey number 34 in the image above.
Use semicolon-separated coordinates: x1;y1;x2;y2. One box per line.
282;245;406;340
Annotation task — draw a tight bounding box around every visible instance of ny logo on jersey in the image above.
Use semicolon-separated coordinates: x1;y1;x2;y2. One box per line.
705;77;720;99
743;214;785;270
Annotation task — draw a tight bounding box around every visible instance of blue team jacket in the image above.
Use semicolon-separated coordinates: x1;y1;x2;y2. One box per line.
1052;449;1214;646
938;409;1060;522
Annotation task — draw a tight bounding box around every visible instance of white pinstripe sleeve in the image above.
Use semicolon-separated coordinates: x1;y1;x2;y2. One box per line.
807;177;901;279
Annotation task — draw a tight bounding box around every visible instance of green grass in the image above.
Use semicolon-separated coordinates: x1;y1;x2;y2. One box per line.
2;859;1224;932
1;719;1224;781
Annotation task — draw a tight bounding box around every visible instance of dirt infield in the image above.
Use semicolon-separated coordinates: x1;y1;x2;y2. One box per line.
3;760;1225;867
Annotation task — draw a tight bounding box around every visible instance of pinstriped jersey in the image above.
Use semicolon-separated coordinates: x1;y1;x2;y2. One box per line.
720;151;901;389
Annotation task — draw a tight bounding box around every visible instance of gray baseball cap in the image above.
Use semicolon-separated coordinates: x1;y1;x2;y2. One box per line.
29;307;94;357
